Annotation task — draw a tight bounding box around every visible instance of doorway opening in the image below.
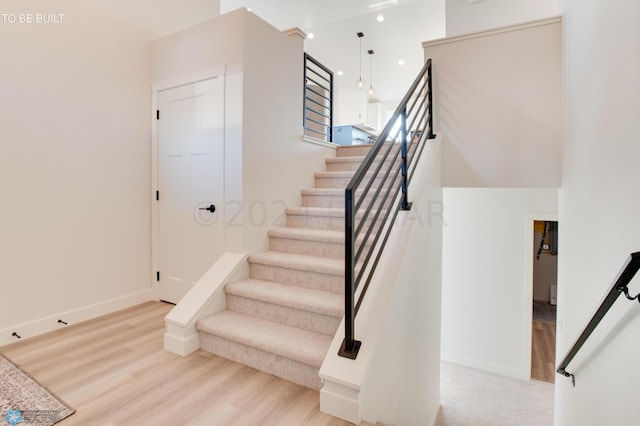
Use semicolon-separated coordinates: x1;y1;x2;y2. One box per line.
531;220;558;383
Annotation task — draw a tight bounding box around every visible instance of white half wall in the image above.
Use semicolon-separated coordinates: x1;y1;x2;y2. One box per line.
153;9;335;258
0;2;153;344
423;18;562;188
320;136;442;425
241;12;335;254
442;188;558;379
556;0;640;424
446;0;560;37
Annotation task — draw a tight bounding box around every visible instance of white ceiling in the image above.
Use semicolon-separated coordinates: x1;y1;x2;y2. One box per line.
220;0;446;102
79;0;445;103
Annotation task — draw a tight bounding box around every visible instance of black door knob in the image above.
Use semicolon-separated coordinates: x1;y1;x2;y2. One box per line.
199;204;216;213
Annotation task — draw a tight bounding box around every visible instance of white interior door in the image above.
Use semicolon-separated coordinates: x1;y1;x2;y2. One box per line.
157;77;225;304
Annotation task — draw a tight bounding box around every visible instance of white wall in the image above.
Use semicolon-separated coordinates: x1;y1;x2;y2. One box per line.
360;137;442;425
0;2;152;343
423;18;562;188
152;10;244;88
556;0;640;424
241;13;334;254
319;136;442;425
153;9;335;258
442;188;558;379
446;0;560;37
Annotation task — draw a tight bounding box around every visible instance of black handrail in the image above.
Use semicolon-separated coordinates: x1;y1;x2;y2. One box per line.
339;59;435;359
556;252;640;385
303;53;334;143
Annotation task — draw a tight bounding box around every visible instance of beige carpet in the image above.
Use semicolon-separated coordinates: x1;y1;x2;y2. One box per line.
437;362;554;426
0;354;74;426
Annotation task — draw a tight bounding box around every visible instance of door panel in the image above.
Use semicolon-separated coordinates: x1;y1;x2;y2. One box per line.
158;77;224;304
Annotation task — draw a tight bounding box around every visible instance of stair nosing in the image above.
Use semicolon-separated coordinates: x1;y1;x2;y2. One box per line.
268;227;344;243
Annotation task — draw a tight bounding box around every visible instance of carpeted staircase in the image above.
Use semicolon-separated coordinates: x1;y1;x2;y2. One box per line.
196;144;374;390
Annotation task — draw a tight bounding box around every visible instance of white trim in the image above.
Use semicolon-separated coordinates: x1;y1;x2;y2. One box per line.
152;66;226;94
422;16;562;48
301;135;337;150
151;67;227;300
523;213;558;380
0;290;153;346
282;27;306;40
430;406;442;426
151;89;160;302
320;381;361;424
441;353;528;381
164;251;248;356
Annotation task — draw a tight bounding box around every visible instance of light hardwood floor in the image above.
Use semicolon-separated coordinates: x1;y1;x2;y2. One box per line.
0;302;359;425
531;320;556;383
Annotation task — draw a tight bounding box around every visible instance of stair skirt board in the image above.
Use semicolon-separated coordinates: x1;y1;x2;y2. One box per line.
199;333;323;390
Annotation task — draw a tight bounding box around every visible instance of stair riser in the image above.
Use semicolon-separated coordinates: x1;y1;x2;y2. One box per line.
325;158;396;172
315;175;387;189
199;333;322;390
269;236;344;259
226;295;340;336
286;213;344;231
301;193;385;209
249;263;344;294
336;145;373;157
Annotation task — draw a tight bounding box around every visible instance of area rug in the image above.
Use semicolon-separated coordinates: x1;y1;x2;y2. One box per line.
0;354;74;426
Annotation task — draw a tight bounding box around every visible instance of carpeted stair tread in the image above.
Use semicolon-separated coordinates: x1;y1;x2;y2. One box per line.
268;227;344;243
248;251;344;276
197;311;332;367
226;279;343;317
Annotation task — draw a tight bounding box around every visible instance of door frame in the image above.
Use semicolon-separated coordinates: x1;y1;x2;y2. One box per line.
150;67;226;301
522;212;559;380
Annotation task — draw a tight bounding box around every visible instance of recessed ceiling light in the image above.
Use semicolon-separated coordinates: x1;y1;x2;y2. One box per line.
337;70;344;76
398;59;405;65
307;32;315;39
377;14;385;22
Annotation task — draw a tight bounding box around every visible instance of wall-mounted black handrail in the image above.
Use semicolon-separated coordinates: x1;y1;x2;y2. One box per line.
339;59;435;359
556;252;640;385
303;53;334;143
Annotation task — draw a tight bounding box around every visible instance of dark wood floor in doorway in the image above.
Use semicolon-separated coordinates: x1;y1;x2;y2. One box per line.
531;320;556;383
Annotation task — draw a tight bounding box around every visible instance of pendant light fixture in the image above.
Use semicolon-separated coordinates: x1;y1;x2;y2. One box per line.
357;32;364;88
368;50;375;96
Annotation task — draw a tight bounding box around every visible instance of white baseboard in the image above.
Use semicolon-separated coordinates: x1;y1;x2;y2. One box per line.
164;332;200;356
0;289;154;346
320;380;361;425
441;354;528;381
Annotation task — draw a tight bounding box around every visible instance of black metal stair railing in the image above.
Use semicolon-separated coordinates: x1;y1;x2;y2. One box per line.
556;252;640;386
303;53;334;143
339;59;435;359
